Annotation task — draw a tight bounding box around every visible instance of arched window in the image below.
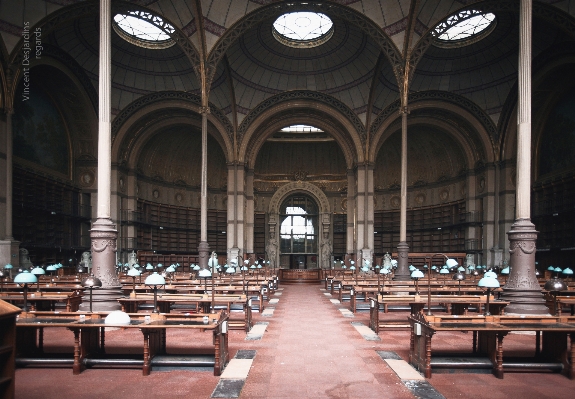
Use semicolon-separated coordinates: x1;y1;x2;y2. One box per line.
279;195;318;254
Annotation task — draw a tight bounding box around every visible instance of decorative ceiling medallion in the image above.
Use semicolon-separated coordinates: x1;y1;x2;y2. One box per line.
433;10;496;49
113;11;176;49
272;12;334;48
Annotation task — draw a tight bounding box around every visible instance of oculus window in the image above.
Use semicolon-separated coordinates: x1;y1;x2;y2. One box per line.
273;12;333;48
113;11;176;49
280;195;318;254
433;10;496;48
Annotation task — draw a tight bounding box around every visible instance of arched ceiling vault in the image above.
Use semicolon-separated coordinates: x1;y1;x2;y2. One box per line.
241;101;363;169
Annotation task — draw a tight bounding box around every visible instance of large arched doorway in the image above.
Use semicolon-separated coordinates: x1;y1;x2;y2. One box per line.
280;194;319;269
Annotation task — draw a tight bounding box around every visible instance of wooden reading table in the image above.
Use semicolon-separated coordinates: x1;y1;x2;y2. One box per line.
408;312;575;379
15;310;229;376
0;290;83;312
117;293;253;332
368;294;508;333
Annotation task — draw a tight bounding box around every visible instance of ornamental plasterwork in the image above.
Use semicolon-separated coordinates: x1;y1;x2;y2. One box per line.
268;181;331;214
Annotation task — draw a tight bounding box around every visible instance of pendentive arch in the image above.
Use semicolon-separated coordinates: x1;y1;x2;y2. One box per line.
112;93;234;165
240;96;365;168
205;0;403;90
370;93;496;165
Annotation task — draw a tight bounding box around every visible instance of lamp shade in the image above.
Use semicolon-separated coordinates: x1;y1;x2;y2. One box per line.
409;265;415;271
127;268;141;277
548;266;555;271
165;265;176;273
144;272;166;286
445;258;458;268
133;263;140;269
349;266;356;270
554;267;563;273
198;269;212;278
31;266;45;276
14;270;38;284
361;266;370;273
562;268;574;276
544;278;567;292
46;265;57;272
380;268;390;274
457;266;466;272
82;275;102;288
452;272;466;281
411;270;424;279
4;264;13;269
501;266;510;275
146;263;154;270
484;271;498;279
226;266;236;274
439;268;450;275
241;266;248;271
478;276;500;288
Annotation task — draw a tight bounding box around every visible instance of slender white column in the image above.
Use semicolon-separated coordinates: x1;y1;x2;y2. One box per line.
200;107;209;243
395;108;410;280
5;109;13;239
516;0;531;219
97;0;111;220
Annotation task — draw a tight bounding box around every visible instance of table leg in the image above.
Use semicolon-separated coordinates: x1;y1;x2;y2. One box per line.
38;327;44;353
536;331;541;356
569;333;575;379
100;327;106;354
142;331;151;376
473;331;477;353
424;333;433;379
72;328;82;375
493;333;505;379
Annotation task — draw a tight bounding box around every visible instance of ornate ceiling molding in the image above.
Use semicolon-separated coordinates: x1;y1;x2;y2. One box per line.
111;90;233;144
370;90;498;147
268;181;331;215
205;1;403;89
237;90;366;145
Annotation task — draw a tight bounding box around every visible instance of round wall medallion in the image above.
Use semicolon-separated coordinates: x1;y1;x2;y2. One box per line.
175;193;183;203
415;193;426;205
391;196;400;208
79;170;95;187
152;189;160;199
341;198;347;211
439;189;449;201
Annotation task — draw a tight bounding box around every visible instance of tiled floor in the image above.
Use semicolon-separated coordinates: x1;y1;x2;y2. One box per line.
15;284;575;398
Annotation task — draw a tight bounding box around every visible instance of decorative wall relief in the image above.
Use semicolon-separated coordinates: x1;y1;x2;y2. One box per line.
175;192;184;203
79;169;95;187
439;189;449;201
415;192;426;205
478;176;485;193
119;176;125;192
390;196;400;208
152;189;160;199
341;198;348;211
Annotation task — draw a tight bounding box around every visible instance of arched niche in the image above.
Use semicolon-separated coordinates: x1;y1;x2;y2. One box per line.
267;181;331;270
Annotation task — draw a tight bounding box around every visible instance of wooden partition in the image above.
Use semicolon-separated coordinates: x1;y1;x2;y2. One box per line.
279;268;321;284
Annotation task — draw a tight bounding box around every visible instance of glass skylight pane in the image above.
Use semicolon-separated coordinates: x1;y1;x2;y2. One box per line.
273;12;332;41
436;12;495;42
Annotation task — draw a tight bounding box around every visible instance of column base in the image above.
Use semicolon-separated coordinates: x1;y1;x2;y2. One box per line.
501;218;549;315
393;241;411;281
89;218;121;311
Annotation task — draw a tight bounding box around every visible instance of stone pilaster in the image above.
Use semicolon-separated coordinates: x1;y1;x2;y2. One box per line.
395;107;410;281
199;106;210;269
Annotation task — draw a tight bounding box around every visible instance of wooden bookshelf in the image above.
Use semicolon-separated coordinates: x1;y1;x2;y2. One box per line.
374;200;468;254
131;200;227;254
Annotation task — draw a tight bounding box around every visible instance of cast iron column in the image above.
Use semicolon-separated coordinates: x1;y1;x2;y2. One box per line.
85;0;121;311
395;107;410;280
198;106;210;269
501;0;547;314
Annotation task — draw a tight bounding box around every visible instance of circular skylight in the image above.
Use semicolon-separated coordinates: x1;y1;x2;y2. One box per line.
113;11;176;49
273;12;333;48
433;10;496;48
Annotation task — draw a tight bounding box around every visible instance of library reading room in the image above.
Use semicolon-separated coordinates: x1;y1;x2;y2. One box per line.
2;1;575;398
